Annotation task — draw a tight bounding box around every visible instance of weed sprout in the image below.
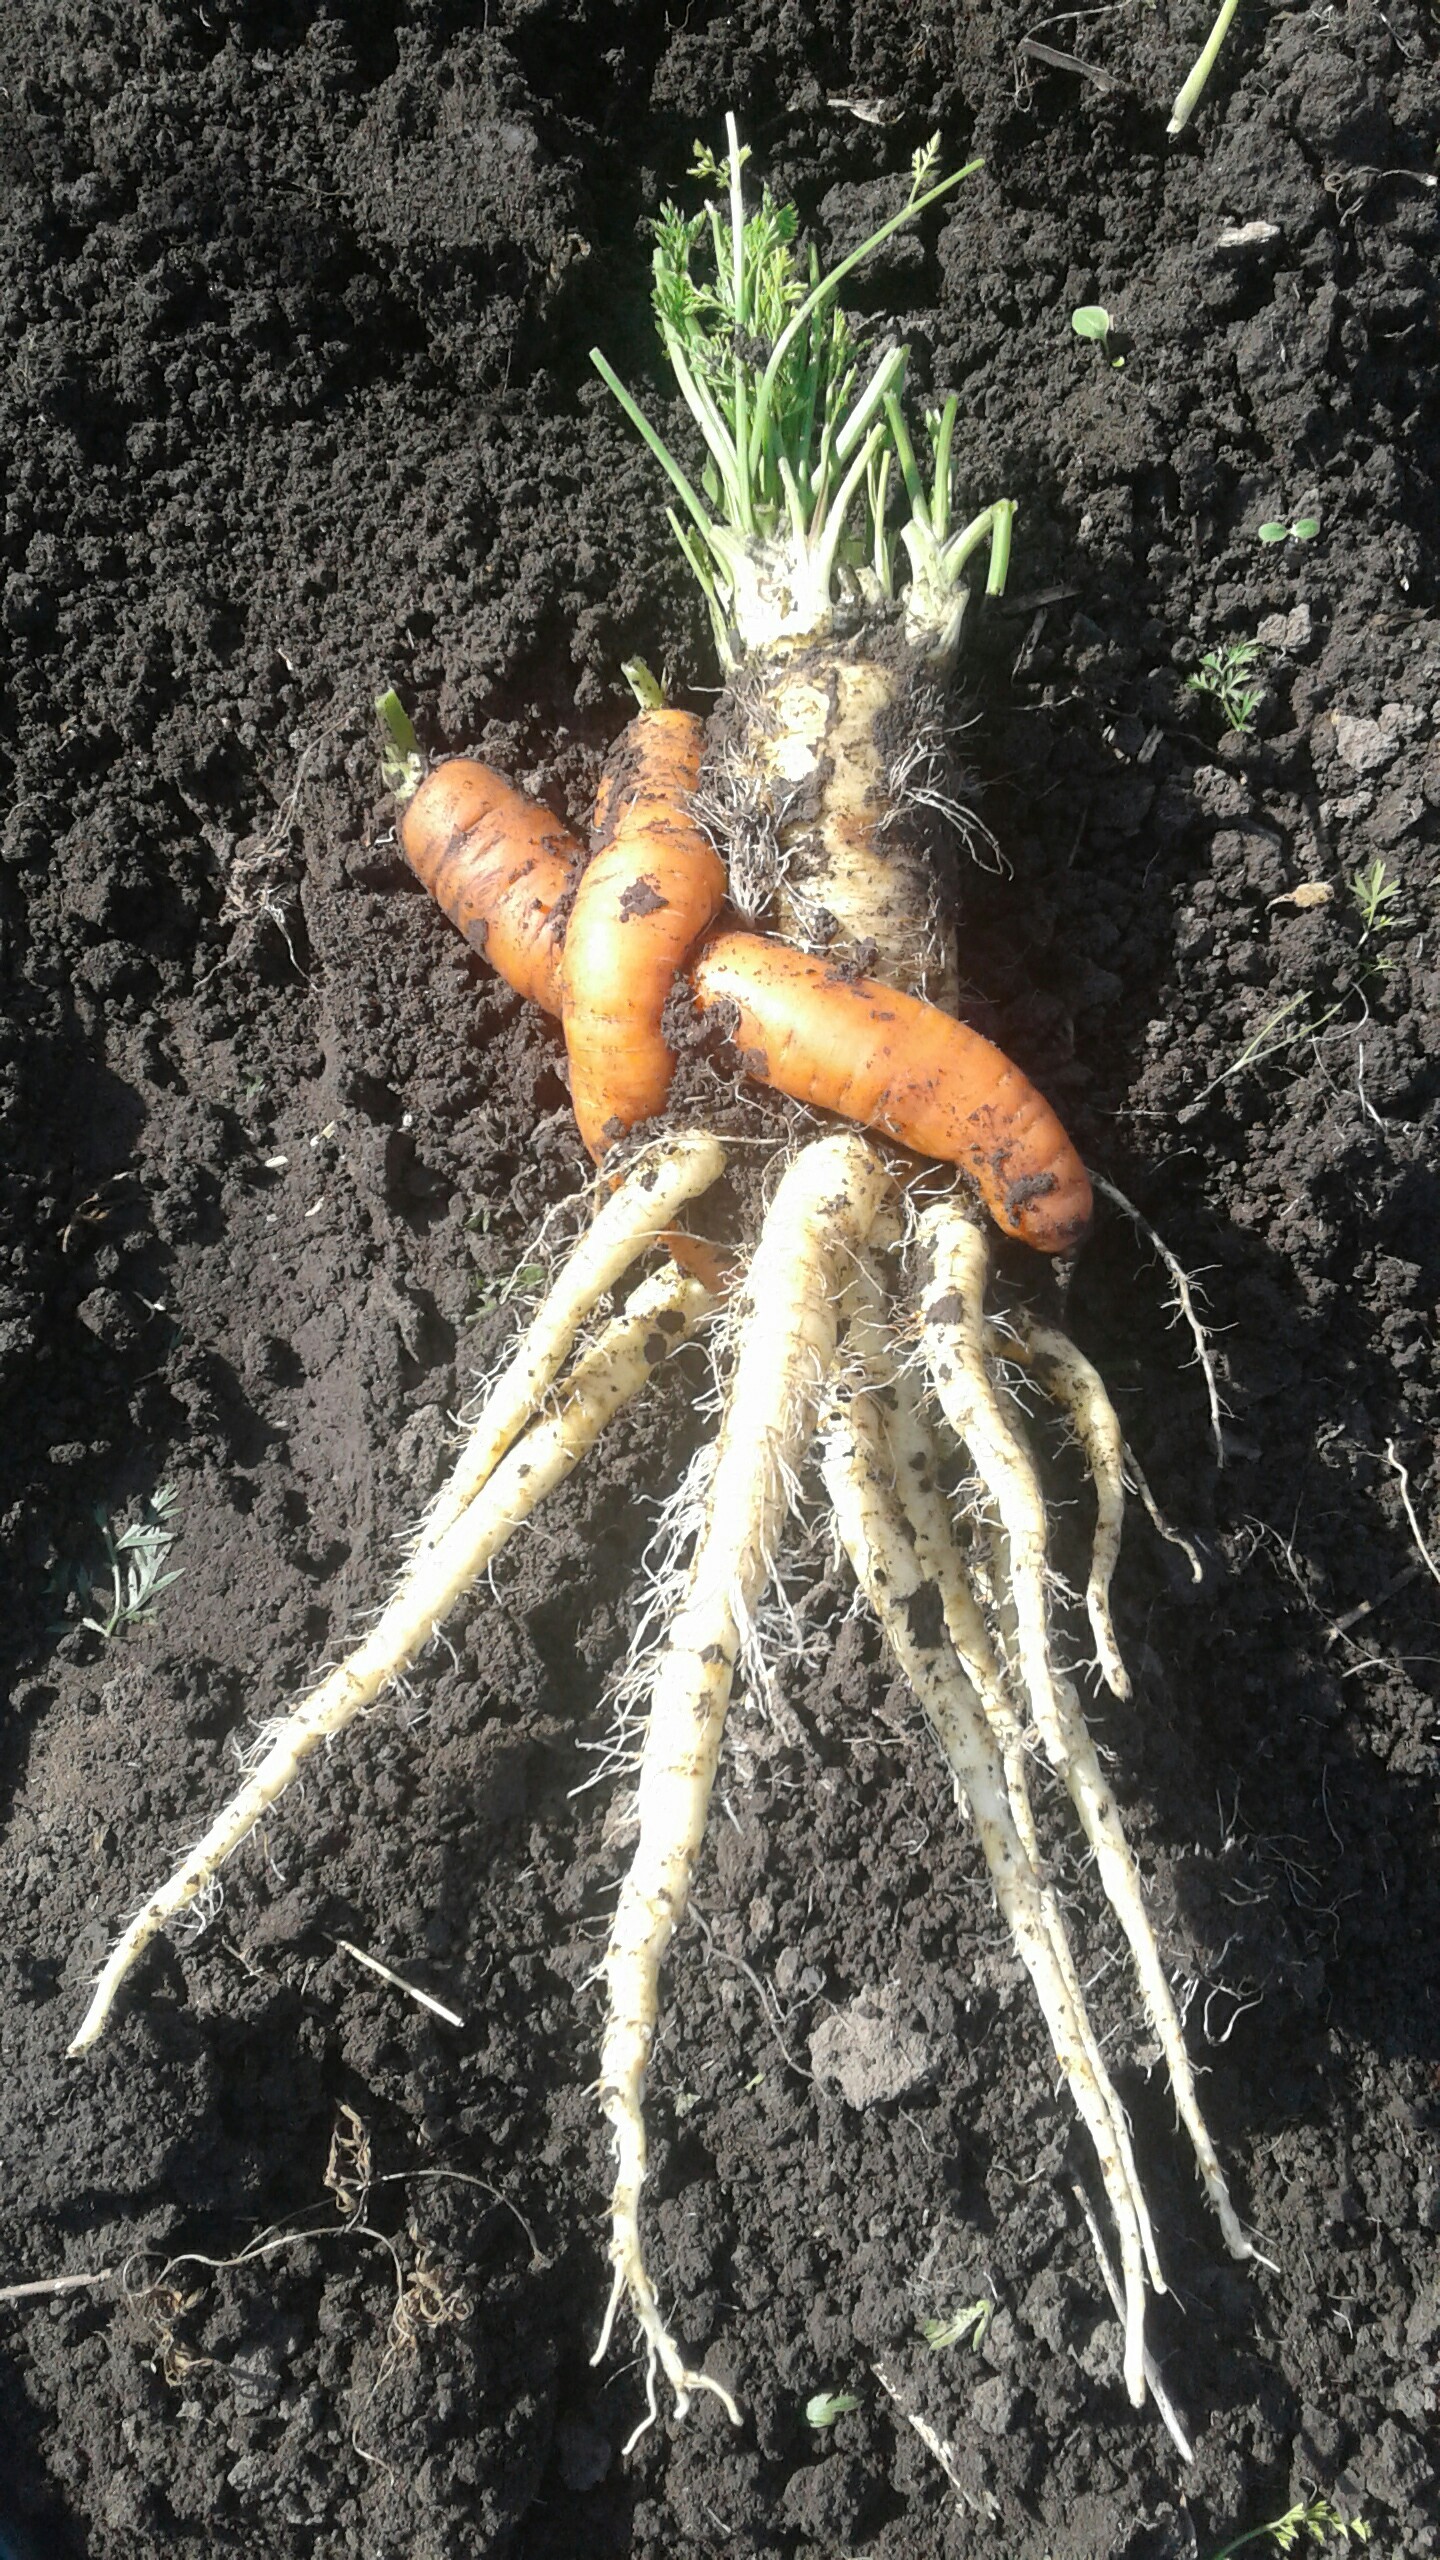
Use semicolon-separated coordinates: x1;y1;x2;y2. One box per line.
804;2389;861;2427
1207;2491;1372;2558
1186;638;1266;737
76;1487;183;1641
917;2298;992;2352
1071;304;1124;366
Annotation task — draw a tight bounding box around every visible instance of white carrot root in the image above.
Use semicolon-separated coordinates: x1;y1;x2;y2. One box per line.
69;1262;714;2058
416;1131;726;1555
991;1312;1131;1699
1044;1671;1254;2262
594;1132;893;2443
962;1388;1249;2258
818;1377;1152;2407
913;1206;1250;2262
839;1264;1164;2297
917;1199;1067;1765
845;1266;1012;1713
729;653;961;1010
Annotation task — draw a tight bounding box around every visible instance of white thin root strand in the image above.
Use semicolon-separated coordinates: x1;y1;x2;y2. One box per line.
1047;1671;1254;2261
915;1205;1250;2262
1094;1172;1226;1472
840;1265;1163;2294
819;1380;1153;2408
69;1261;714;2057
918;1199;1067;1764
1125;1446;1205;1584
594;1132;893;2447
416;1131;726;1556
1383;1437;1440;1589
991;1312;1132;1700
1070;2183;1194;2466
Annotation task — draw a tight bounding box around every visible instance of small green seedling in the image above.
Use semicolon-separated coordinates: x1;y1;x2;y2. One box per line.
1208;2491;1372;2557
376;688;424;800
1071;304;1124;366
804;2389;861;2428
75;1486;183;1640
1258;517;1320;545
1186;988;1345;1110
918;2296;993;2352
1351;856;1403;944
471;1260;546;1317
1186;638;1265;737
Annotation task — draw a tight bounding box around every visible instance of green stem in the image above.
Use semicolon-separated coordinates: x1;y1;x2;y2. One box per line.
376;688;423;802
666;509;728;655
811;418;890;602
834;344;908;470
747;158;983;486
777;451;810;548
929;396;958;544
588;349;717;545
621;658;667;710
986;502;1014;596
661;326;746;523
1167;0;1243;135
943;500;1015;596
868;445;894;594
883;391;928;525
725;112;751;520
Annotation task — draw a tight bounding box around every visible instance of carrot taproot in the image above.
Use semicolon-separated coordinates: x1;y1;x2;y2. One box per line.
398;757;578;1015
688;929;1092;1254
561;707;726;1158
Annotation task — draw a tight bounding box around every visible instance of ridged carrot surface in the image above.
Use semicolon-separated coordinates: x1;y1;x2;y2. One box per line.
398;757;577;1015
690;931;1092;1253
562;708;726;1157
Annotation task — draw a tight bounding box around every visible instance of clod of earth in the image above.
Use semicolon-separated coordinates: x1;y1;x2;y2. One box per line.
67;120;1255;2442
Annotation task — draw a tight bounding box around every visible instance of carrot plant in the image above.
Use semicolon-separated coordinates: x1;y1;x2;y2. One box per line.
69;120;1254;2446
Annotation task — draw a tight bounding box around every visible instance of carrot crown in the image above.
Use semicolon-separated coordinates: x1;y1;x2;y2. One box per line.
591;117;1014;672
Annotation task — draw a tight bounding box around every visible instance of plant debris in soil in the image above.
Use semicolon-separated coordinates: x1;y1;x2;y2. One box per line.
1;4;1437;2556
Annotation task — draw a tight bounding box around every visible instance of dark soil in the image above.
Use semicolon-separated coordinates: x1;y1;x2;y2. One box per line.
2;5;1437;2555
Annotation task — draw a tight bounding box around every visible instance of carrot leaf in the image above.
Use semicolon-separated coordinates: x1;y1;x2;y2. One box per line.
591;116;1011;669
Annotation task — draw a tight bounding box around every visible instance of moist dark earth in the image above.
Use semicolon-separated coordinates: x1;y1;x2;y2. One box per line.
1;3;1437;2554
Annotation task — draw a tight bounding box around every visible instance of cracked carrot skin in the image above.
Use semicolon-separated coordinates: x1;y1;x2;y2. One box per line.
689;929;1092;1254
562;707;726;1159
398;757;578;1014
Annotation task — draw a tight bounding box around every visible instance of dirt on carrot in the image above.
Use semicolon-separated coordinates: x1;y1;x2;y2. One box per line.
563;704;725;1156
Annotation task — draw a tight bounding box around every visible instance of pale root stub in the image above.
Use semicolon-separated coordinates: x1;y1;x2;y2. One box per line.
706;644;965;1016
757;654;960;1011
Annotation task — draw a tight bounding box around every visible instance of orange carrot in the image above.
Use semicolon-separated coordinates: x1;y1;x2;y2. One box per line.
396;753;1088;1254
689;931;1092;1254
398;758;578;1015
561;708;726;1158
